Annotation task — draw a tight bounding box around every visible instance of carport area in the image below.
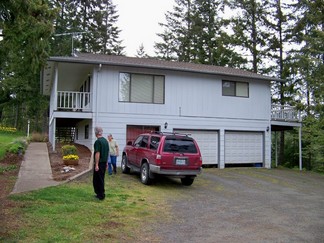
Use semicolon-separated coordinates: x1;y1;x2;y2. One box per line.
151;168;324;242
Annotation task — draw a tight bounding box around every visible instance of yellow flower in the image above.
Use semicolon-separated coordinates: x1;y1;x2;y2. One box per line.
63;154;79;160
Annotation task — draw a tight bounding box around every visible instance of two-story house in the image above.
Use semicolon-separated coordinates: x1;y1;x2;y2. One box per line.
41;53;302;169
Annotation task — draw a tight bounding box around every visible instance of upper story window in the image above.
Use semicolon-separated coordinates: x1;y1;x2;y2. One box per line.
222;81;249;98
119;73;165;104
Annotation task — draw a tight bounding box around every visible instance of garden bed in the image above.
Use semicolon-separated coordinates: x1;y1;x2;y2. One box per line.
47;143;92;181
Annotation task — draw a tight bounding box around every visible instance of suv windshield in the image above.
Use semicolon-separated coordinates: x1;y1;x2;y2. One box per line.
163;137;197;153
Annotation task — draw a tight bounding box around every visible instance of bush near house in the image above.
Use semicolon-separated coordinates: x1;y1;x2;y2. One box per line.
62;145;79;162
61;145;78;156
29;132;49;142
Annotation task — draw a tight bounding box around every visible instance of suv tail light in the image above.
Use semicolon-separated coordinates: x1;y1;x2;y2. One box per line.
156;154;162;165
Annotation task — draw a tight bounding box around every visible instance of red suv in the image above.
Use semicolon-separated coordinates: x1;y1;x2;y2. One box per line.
121;132;202;186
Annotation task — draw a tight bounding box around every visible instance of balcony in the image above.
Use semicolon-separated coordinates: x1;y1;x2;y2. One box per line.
57;91;91;112
271;105;301;122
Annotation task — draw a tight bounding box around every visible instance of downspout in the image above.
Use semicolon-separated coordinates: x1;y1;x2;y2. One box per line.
52;63;58;151
299;126;302;171
95;64;102;125
275;131;278;167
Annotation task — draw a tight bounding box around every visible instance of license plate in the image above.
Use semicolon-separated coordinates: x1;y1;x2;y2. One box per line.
175;158;187;165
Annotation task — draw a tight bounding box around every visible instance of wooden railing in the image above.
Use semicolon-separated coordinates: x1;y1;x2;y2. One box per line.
57;91;91;111
271;105;301;122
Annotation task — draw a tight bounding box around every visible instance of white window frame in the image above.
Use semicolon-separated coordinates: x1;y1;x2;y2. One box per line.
222;80;249;98
119;72;165;104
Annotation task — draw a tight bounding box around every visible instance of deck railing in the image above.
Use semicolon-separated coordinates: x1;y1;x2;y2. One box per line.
57;91;91;111
271;105;301;122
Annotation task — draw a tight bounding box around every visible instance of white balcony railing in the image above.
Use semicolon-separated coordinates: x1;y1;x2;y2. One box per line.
57;91;91;111
271;105;301;122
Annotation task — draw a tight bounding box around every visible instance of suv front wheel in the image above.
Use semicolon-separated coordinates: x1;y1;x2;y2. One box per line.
140;163;152;185
121;155;130;174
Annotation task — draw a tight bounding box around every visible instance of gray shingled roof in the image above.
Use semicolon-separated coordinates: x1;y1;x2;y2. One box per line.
48;53;283;82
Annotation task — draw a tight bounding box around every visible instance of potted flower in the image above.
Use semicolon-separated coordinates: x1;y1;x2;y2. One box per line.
62;145;79;165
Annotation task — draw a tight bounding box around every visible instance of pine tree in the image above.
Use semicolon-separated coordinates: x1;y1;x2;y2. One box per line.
262;0;296;165
136;43;149;58
155;0;194;61
155;0;245;67
0;0;56;130
192;0;246;66
50;0;124;56
228;0;270;73
290;0;324;170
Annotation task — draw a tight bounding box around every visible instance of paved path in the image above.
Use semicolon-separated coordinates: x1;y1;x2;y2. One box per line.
11;142;60;194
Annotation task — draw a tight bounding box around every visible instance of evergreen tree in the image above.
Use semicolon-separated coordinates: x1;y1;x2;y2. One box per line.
155;0;194;61
0;0;56;131
155;0;245;67
262;0;296;165
50;0;124;56
228;0;270;73
290;0;324;170
136;43;149;58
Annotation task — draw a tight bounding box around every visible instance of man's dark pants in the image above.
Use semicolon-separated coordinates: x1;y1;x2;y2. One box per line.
93;162;106;200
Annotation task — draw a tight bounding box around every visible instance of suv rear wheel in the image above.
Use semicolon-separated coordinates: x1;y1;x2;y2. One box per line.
181;176;194;186
140;163;152;185
121;155;130;174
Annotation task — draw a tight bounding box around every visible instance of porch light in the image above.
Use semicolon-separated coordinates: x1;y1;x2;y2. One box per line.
164;122;168;129
266;126;270;132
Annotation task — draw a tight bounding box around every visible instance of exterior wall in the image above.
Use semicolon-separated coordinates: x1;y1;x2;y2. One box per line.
95;66;271;121
50;62;272;168
75;120;93;150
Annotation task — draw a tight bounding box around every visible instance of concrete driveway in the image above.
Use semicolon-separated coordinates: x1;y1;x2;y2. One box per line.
152;168;324;243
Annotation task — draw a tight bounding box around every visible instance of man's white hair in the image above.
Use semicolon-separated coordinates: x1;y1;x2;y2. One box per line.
94;126;103;136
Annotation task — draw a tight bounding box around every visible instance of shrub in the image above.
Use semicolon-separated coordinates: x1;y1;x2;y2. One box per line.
7;139;28;155
29;132;49;142
61;145;78;156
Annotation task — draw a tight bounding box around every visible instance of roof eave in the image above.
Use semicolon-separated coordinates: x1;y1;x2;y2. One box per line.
47;56;285;83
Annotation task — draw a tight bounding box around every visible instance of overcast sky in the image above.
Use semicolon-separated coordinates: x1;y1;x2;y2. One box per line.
114;0;174;57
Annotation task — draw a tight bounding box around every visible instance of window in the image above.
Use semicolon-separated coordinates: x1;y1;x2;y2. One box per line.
150;136;160;150
119;73;165;104
222;81;249;97
141;136;149;148
85;125;89;139
134;136;143;147
163;138;198;153
134;135;149;148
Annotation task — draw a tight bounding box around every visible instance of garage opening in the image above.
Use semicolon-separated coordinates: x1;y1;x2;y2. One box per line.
126;125;160;144
225;131;264;167
174;129;219;166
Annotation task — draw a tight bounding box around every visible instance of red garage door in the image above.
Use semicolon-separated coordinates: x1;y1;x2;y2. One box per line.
126;125;160;144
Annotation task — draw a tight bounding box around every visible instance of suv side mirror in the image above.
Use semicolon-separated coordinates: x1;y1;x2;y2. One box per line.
127;141;133;146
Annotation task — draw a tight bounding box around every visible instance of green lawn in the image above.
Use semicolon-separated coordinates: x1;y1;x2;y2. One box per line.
0;132;25;160
1;173;186;242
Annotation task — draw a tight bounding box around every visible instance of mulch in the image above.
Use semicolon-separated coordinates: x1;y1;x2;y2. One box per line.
47;142;92;181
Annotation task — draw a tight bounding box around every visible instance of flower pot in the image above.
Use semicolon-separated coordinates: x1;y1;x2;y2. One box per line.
63;159;79;166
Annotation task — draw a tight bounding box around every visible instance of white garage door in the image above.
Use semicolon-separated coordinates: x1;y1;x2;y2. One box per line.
174;130;218;165
225;131;264;164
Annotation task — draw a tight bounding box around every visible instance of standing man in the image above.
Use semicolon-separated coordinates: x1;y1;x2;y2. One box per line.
93;126;109;200
107;133;119;175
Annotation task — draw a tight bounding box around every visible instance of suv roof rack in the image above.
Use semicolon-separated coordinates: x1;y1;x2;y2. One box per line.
151;131;191;137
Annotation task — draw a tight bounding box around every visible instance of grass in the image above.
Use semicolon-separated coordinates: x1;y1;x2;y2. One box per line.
0;164;17;174
1;172;188;242
0;131;25;160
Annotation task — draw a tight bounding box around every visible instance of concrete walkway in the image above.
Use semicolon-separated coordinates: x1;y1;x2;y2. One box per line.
11;142;61;194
